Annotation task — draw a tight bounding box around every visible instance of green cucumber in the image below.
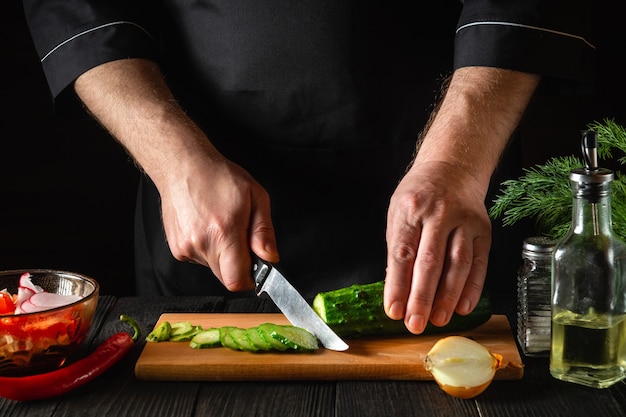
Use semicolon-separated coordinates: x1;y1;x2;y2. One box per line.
219;326;241;350
170;321;193;336
312;281;492;338
227;327;258;352
246;327;272;351
257;323;289;351
190;328;222;348
170;322;203;341
145;321;172;342
149;321;319;353
269;325;319;352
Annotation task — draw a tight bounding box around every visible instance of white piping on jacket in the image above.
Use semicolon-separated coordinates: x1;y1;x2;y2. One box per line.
41;21;153;62
456;21;596;50
43;19;596;63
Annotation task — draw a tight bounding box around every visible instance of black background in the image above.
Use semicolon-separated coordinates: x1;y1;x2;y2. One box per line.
1;1;623;296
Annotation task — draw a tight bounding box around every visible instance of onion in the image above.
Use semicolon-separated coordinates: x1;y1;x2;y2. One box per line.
424;336;503;399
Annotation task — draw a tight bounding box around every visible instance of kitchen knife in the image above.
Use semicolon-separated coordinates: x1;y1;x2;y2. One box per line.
251;255;349;351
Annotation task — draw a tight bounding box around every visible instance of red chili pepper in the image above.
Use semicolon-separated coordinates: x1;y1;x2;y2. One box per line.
0;315;139;402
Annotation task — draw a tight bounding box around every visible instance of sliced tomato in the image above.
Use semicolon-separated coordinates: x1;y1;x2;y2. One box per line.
0;291;16;315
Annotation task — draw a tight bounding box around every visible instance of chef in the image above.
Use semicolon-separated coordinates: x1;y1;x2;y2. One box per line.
23;1;594;333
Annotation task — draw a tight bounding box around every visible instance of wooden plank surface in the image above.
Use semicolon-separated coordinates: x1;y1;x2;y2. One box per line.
135;313;523;381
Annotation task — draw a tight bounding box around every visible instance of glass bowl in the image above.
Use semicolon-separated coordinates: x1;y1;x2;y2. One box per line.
0;269;99;376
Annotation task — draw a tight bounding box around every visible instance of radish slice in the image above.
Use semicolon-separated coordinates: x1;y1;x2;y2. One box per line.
18;292;82;313
14;273;82;314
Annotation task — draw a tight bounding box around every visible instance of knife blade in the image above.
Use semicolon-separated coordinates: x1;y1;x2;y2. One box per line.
251;255;349;351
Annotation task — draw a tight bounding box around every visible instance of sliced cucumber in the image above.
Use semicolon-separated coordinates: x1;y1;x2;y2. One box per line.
171;321;193;336
149;321;319;353
246;327;272;351
190;328;221;349
170;322;203;341
257;323;289;351
270;325;319;352
220;326;241;350
145;321;172;342
218;326;236;344
227;327;258;352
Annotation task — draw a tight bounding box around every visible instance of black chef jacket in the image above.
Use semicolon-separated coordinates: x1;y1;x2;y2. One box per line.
23;1;595;298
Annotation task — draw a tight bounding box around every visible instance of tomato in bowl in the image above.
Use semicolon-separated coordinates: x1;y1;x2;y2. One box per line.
0;290;16;315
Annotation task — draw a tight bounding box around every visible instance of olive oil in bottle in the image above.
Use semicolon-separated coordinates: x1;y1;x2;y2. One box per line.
551;308;626;387
550;131;626;388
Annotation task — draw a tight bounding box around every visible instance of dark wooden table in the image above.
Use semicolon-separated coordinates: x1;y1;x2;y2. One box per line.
2;295;625;417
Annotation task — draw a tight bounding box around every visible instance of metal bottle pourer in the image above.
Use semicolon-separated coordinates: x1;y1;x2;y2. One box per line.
570;131;614;234
570;131;613;194
582;130;599;172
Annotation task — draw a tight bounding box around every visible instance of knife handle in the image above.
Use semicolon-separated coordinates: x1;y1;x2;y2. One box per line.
251;254;271;294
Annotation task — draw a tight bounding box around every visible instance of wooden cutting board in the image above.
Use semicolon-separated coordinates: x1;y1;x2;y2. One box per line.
135;313;524;381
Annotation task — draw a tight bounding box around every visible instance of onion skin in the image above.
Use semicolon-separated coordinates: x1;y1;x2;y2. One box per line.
435;380;493;400
424;336;503;399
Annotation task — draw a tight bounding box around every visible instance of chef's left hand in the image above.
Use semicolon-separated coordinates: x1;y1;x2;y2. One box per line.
383;160;491;335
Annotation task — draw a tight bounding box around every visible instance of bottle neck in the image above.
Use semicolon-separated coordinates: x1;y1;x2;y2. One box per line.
571;194;613;236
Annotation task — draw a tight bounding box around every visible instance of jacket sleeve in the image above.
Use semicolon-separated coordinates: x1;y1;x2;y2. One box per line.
455;0;595;82
22;0;157;105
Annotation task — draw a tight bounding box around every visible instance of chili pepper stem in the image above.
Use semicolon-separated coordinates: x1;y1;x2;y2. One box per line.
120;314;140;342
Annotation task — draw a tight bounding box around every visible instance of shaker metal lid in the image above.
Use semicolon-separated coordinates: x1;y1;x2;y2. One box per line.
522;236;557;254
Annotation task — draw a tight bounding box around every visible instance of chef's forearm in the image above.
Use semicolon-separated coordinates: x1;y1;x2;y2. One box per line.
413;66;540;191
73;58;222;190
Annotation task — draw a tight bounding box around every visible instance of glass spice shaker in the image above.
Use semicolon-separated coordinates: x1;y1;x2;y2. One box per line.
550;130;626;388
517;236;556;356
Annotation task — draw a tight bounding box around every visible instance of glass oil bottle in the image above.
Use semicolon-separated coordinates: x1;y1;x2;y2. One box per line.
550;131;626;388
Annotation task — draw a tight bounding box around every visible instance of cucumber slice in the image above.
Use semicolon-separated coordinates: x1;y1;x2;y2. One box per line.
246;327;272;351
170;321;193;336
270;325;319;352
145;321;172;342
218;326;236;344
190;328;221;349
170;322;203;341
227;327;258;352
220;327;241;350
257;323;289;351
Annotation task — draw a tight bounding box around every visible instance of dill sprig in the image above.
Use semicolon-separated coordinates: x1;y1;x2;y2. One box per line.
489;118;626;241
588;119;626;163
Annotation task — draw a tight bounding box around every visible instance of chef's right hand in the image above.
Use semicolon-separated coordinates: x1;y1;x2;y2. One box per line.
158;152;280;292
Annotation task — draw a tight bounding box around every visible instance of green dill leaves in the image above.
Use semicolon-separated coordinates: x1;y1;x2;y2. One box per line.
490;119;626;241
